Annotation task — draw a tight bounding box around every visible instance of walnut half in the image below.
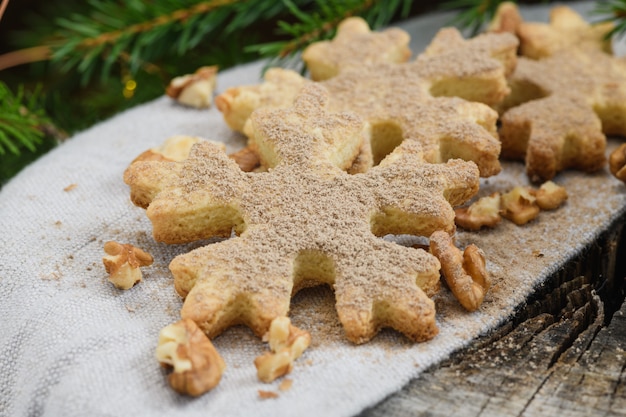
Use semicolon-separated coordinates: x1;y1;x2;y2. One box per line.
430;231;490;312
609;143;626;183
155;319;226;396
166;65;218;108
455;192;502;230
500;186;540;225
535;180;568;210
254;317;311;383
102;241;153;290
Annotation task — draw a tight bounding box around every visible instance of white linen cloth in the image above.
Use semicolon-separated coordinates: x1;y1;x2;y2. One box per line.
1;3;622;416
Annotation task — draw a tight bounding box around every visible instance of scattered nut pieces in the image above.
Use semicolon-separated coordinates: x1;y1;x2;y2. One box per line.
258;390;279;400
455;192;502;230
458;182;568;231
254;317;311;383
155;318;226;397
278;378;293;391
535;180;568;210
102;241;153;290
228;146;261;172
500;186;540;225
429;231;491;312
609;143;626;183
166;65;218;108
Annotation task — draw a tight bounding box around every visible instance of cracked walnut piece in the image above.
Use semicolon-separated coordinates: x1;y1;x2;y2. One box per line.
102;241;153;290
609;143;626;183
254;317;311;383
156;318;226;396
500;186;540;225
166;66;218;108
455;192;502;230
535;180;568;210
429;231;490;312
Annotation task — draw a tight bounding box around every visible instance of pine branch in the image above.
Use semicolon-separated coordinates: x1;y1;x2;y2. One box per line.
248;0;413;71
2;0;313;85
50;0;241;84
593;0;626;38
0;0;9;22
441;0;511;35
0;46;51;71
0;82;51;156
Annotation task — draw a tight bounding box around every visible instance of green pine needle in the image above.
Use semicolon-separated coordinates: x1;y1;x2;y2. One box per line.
247;0;414;73
593;0;626;39
0;82;51;156
441;0;512;35
43;0;315;85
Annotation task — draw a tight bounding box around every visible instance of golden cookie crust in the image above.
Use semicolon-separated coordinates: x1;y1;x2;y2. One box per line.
488;4;622;181
216;28;518;177
490;2;613;58
215;68;308;133
500;94;606;182
302;17;411;81
126;85;481;344
498;46;626;181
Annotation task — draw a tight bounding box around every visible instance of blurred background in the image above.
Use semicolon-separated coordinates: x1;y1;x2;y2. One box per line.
0;0;611;185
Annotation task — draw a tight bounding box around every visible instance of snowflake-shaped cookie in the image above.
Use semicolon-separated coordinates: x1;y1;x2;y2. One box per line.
499;48;626;181
216;27;518;178
302;16;411;81
490;3;613;58
126;85;480;343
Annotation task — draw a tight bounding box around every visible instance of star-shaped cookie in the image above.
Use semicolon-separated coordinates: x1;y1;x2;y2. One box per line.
490;2;613;58
302;16;411;81
492;7;626;181
126;85;481;343
216;27;518;177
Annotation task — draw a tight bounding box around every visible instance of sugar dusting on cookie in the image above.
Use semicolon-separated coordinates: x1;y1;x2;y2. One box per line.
126;85;481;344
215;28;519;178
302;16;411;81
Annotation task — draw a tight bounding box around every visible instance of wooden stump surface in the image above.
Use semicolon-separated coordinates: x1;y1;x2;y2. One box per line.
362;219;626;416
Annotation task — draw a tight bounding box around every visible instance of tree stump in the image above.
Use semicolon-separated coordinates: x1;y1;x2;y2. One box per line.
363;218;626;416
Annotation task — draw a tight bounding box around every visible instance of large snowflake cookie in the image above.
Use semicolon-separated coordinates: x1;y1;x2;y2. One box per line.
216;26;518;178
301;16;411;81
491;4;625;181
125;85;481;344
490;3;613;58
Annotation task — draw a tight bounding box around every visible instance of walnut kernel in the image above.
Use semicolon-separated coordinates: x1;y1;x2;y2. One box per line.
455;192;502;230
254;317;311;383
535;180;568;210
166;65;218;108
609;143;626;183
229;146;261;172
500;186;540;225
430;231;490;312
102;241;153;290
155;319;226;396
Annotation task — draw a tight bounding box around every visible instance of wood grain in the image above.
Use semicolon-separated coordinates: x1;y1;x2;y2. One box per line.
362;220;626;416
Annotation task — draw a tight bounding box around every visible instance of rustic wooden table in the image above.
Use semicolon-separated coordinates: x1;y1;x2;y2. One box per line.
362;218;626;416
360;3;626;416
